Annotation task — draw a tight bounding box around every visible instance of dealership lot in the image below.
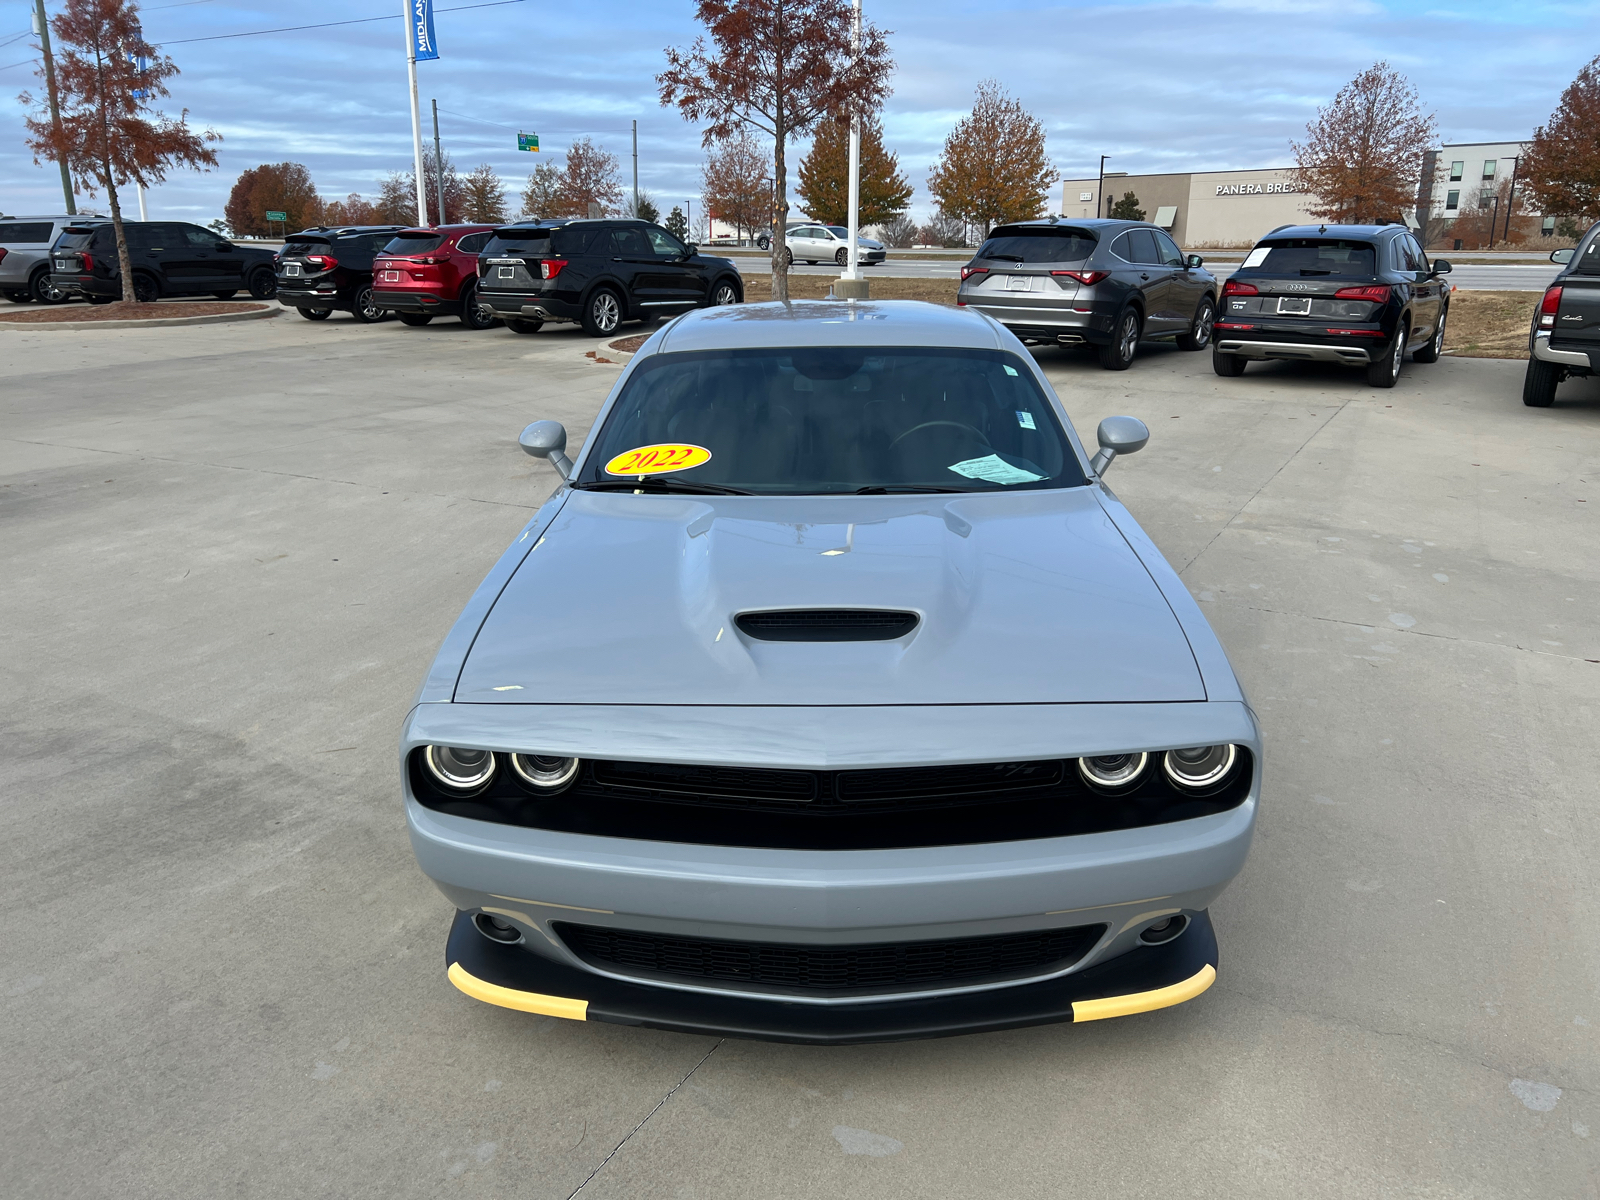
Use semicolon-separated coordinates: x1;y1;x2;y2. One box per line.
3;315;1596;1197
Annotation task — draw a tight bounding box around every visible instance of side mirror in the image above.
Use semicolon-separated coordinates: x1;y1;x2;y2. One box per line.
215;241;235;251
1551;248;1575;264
686;242;699;253
1432;259;1453;274
1089;415;1149;476
1185;254;1204;269
519;420;574;480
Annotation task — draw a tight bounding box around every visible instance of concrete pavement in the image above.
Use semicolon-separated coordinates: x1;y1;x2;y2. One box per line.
2;310;1596;1197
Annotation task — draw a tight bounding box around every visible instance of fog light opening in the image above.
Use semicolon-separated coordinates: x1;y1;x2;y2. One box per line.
1139;914;1189;945
473;912;524;944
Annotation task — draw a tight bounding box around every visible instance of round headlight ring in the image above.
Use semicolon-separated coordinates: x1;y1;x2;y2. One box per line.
1162;744;1238;790
424;745;497;790
510;753;580;792
1077;752;1149;791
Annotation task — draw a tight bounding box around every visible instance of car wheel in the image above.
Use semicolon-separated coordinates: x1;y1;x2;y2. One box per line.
1177;296;1215;351
581;287;623;336
399;312;433;326
1412;307;1446;364
211;290;238;300
299;307;332;321
1366;325;1406;388
504;317;543;335
835;248;848;265
131;273;159;304
1212;346;1248;377
783;248;794;267
458;284;499;330
247;268;277;300
350;284;384;323
1522;358;1561;407
710;279;741;306
757;235;770;250
30;270;71;304
1097;309;1141;371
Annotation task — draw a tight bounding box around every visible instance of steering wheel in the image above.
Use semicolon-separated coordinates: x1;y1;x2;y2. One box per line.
888;420;987;452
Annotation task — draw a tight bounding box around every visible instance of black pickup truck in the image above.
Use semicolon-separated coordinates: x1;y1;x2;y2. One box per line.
1525;221;1600;407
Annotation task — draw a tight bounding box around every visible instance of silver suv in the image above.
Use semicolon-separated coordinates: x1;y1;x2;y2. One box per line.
0;214;96;305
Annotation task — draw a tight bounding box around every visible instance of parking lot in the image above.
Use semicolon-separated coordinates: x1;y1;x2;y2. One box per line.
4;311;1597;1197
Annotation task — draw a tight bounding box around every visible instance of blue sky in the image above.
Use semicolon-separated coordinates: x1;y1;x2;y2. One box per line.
2;0;1595;225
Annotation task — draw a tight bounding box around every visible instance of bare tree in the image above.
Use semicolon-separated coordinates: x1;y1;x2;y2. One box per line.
701;131;771;241
21;0;219;302
797;113;910;226
1521;53;1600;227
1291;62;1435;224
659;0;894;300
926;80;1057;235
917;210;967;248
224;162;321;237
460;163;508;224
408;148;463;225
520;162;563;219
879;212;916;247
376;172;415;225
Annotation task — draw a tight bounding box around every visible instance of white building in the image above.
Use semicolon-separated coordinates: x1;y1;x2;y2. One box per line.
1417;141;1550;233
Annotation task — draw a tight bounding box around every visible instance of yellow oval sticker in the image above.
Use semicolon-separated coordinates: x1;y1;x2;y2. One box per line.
604;443;712;477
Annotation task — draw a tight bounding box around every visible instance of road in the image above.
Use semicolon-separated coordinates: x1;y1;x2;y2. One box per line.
3;312;1596;1197
731;257;1557;291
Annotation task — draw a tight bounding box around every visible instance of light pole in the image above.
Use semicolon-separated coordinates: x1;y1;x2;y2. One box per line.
1097;155;1108;218
838;0;867;299
431;99;445;224
632;119;639;218
33;0;74;214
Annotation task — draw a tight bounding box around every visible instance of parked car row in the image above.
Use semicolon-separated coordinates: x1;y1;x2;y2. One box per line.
29;216;281;303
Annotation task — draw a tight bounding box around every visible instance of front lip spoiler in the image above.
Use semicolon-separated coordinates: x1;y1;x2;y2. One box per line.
1216;338;1374;365
443;908;1219;1044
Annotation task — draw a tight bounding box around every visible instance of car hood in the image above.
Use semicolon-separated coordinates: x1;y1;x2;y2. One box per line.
455;489;1204;705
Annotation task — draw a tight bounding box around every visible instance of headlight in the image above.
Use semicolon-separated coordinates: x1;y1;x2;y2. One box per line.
423;745;497;790
510;754;580;791
1162;744;1238;790
1077;752;1148;790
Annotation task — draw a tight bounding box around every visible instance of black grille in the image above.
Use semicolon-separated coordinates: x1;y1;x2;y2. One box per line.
593;759;818;803
735;609;919;641
556;922;1104;995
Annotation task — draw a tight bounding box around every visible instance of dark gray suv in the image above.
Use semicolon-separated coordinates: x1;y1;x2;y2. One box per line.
957;219;1217;370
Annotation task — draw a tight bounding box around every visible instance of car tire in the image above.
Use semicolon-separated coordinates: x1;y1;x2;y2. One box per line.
1366;325;1406;388
756;235;770;250
211;290;238;300
1212;347;1248;377
1176;296;1215;351
581;286;623;337
350;283;384;323
1097;308;1141;371
87;294;114;305
247;268;277;300
4;289;33;303
30;270;71;304
504;317;543;335
1412;307;1446;364
835;248;848;266
131;273;159;304
398;312;433;326
783;248;794;267
709;279;741;306
299;307;332;321
804;259;817;265
1522;358;1561;407
458;284;499;330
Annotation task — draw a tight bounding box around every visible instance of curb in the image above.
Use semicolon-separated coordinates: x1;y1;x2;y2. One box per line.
0;304;281;331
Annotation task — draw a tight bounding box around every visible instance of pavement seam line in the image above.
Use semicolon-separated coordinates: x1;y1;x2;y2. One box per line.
1178;397;1354;576
566;1038;724;1198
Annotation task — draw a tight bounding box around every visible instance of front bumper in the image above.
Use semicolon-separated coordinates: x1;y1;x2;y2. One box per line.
444;906;1219;1043
1215;337;1377;365
1532;335;1596;370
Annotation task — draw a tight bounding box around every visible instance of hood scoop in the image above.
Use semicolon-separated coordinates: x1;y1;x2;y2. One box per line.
735;609;920;642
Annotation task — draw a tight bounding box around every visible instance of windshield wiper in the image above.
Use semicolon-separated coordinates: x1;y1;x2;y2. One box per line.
853;485;966;494
576;479;752;495
986;253;1024;262
1298;269;1332;276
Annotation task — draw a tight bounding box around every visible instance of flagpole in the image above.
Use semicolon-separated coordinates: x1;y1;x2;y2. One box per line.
404;0;428;226
844;0;861;282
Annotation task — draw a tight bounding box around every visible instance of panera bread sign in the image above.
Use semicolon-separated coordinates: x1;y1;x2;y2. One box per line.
1216;180;1300;196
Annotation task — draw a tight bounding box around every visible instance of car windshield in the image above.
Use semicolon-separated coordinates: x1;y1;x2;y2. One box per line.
383;232;445;254
827;226;850;238
1244;239;1377;277
577;347;1085;495
976;227;1098;263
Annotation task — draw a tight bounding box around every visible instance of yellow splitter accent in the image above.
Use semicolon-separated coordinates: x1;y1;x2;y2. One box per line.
1071;963;1216;1022
448;962;588;1021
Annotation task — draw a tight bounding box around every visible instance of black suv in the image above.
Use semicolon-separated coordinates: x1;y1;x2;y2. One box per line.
276;226;405;322
475;218;743;336
49;220;279;303
1212;223;1452;388
1523;221;1599;407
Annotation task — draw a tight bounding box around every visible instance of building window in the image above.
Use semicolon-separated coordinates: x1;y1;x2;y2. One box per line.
1479;189;1495;209
1449;161;1463;181
1445;190;1459;211
1542;216;1556;236
1482;160;1497;180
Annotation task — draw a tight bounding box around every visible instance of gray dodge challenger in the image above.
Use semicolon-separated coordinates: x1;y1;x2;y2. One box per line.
402;299;1260;1043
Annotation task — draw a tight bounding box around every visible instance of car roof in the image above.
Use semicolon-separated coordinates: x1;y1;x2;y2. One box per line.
389;224;498;235
1259;224;1406;240
1;214;99;221
289;225;405;236
654;300;1004;354
990;218;1145;231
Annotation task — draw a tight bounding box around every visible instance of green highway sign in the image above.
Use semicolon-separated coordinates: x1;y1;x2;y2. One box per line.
517;132;539;152
265;210;287;222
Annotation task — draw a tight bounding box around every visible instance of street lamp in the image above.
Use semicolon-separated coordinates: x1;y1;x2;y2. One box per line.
1097;155;1108;218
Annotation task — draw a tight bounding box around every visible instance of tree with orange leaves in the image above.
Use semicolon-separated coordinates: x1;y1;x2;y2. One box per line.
21;0;219;303
1291;63;1434;225
1521;54;1600;230
659;0;893;300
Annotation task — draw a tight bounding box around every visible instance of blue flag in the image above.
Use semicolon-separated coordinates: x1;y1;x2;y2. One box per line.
410;0;439;61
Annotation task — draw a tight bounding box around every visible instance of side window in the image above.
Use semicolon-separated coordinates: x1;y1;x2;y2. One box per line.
644;225;686;258
181;225;218;248
124;224;160;250
1110;232;1134;262
1128;229;1161;264
1406;235;1428;273
1394;237;1418;273
611;226;652;257
1153;230;1184;267
457;232;489;254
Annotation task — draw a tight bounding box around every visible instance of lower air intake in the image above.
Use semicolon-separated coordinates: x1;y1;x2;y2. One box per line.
735;608;919;642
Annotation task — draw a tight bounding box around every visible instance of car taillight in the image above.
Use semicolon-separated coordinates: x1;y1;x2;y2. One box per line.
1333;284;1390;302
1539;286;1563;328
541;258;568;280
0;248;6;265
305;254;336;270
1221;280;1257;296
1324;328;1386;337
81;252;94;271
960;266;988;281
1050;270;1108;286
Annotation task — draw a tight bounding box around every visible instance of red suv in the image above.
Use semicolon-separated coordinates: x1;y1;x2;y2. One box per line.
372;225;499;329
